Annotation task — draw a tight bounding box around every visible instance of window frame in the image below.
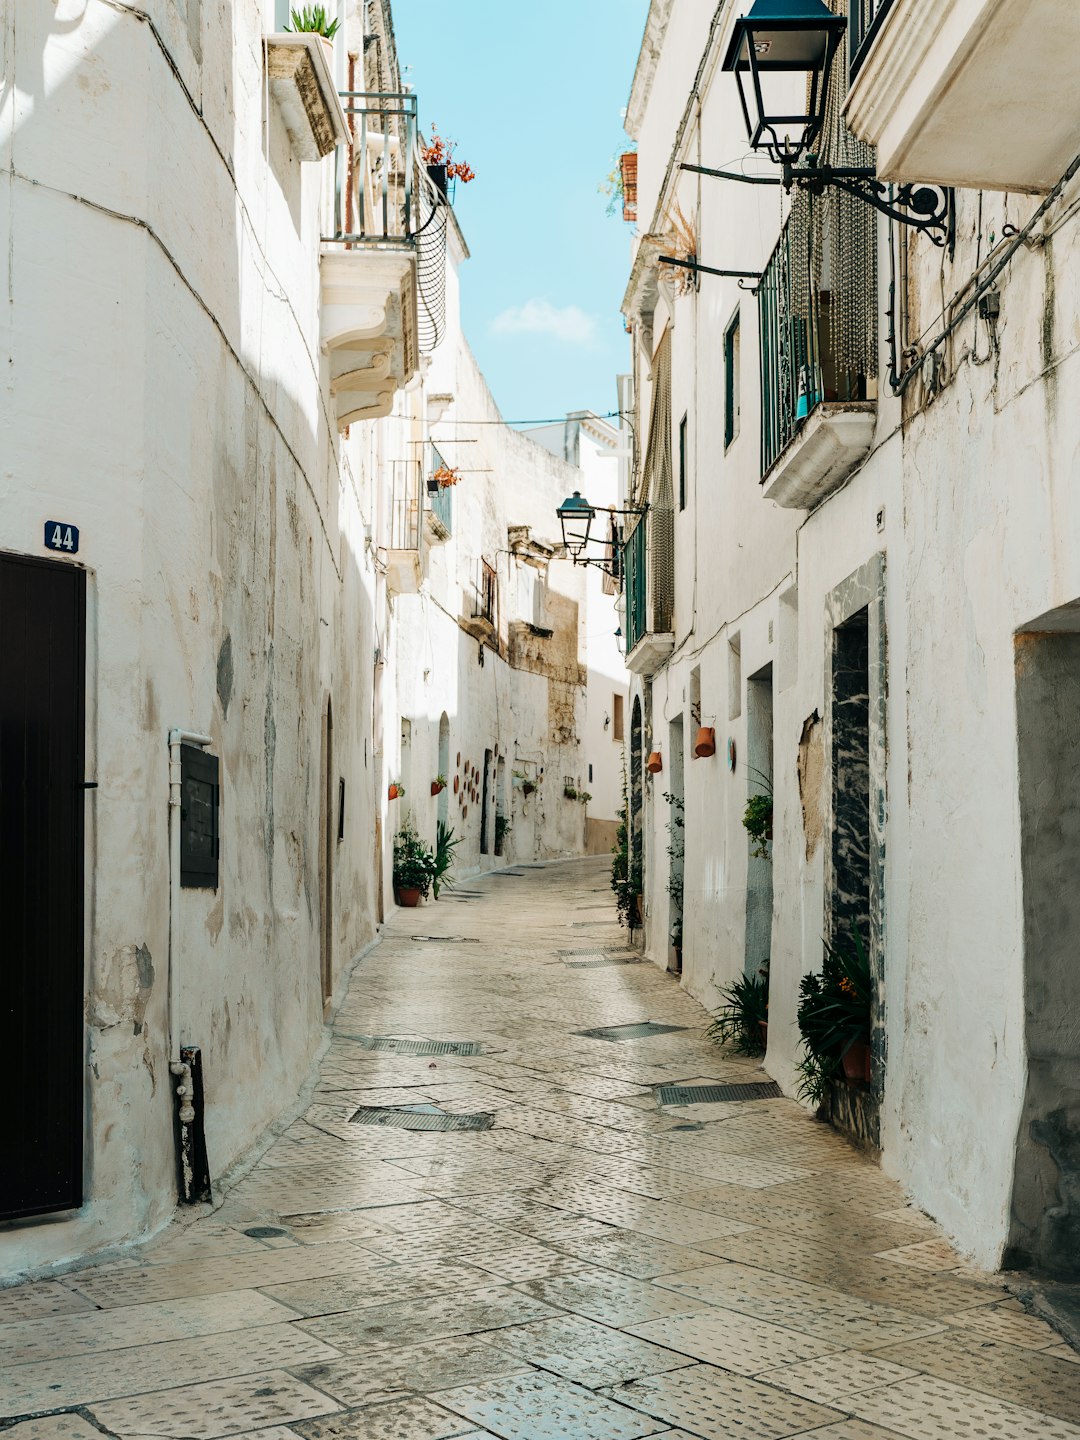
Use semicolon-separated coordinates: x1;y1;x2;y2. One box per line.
724;308;741;450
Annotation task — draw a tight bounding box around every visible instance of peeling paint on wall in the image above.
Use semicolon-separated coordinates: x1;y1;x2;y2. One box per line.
797;711;825;861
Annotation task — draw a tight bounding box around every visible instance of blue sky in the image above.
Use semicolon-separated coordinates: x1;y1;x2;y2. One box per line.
393;2;649;424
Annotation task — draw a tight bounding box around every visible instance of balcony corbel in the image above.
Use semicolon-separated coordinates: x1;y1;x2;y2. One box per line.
321;251;418;432
265;34;348;161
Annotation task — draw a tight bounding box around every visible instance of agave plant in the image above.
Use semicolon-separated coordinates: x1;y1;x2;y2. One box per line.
707;964;770;1056
284;6;340;40
432;821;463;900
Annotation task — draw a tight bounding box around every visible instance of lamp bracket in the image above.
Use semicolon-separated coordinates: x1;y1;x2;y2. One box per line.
783;159;954;248
658;256;763;290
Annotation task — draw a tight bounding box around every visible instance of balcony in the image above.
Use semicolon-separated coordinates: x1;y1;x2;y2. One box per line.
386;461;422;595
461;560;499;646
845;0;1080;193
424;447;453;544
623;512;674;677
758;211;877;512
321;93;446;430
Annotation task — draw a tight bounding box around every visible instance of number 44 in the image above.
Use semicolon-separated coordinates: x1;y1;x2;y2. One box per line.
50;524;75;551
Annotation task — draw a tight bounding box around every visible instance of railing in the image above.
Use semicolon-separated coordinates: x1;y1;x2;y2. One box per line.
757;213;874;477
328;92;417;244
429;482;453;535
389;461;421;550
849;0;895;79
623;519;647;654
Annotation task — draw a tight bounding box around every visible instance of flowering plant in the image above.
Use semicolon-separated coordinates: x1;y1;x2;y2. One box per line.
420;126;476;184
433;464;462;488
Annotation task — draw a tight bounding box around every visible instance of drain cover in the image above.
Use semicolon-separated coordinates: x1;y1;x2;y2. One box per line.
243;1225;289;1238
409;936;481;943
344;1036;481;1056
349;1106;494;1131
655;1081;784;1105
566;956;644;969
578;1022;689;1042
558;947;639;958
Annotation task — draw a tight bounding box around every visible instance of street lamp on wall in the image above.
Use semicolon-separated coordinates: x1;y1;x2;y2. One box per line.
555;492;646;574
723;0;845;168
717;0;953;247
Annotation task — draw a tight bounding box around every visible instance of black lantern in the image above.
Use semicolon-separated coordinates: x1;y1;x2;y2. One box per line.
556;491;596;559
722;0;845;167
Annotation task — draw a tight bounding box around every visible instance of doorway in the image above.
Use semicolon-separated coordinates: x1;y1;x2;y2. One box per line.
480;747;492;854
667;717;684;974
746;664;774;977
1010;625;1080;1276
320;698;334;1006
0;553;86;1220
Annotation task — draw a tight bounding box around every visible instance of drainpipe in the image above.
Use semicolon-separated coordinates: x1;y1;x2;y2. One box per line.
168;728;211;1136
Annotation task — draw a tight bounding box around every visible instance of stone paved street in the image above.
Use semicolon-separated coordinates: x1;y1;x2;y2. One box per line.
3;859;1079;1439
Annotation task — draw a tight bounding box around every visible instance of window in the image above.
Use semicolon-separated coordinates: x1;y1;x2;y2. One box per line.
477;559;497;626
612;693;625;742
180;745;220;889
678;414;688;511
725;310;741;449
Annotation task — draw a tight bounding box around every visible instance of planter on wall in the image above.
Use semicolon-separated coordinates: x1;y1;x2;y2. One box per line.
694;726;716;758
431;781;445;795
388;784;401;800
842;1038;872;1084
646;751;663;774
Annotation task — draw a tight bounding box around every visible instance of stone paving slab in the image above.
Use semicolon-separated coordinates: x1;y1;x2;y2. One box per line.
1;858;1072;1437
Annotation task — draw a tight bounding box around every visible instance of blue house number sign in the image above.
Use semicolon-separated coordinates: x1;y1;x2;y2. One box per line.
44;521;80;554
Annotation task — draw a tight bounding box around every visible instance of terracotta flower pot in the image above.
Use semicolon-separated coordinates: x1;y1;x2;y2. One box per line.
758;1020;769;1045
388;784;400;800
842;1038;872;1084
694;726;716;758
431;781;444;795
646;751;663;774
396;887;422;908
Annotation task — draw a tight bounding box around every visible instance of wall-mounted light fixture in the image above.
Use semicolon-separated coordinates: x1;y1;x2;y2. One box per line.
717;0;952;246
555;491;646;574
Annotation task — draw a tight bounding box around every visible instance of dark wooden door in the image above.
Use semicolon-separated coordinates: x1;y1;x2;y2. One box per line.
0;553;86;1220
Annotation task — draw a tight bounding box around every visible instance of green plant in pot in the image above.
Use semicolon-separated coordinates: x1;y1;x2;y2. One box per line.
432;821;463;900
707;963;769;1056
742;769;773;860
795;930;872;1105
392;821;436;907
283;5;339;39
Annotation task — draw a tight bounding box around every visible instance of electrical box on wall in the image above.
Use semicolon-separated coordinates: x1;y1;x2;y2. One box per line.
180;744;220;889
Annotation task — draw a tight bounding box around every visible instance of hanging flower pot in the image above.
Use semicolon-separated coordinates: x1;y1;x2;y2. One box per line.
431;779;446;796
388;783;402;800
646;751;663;774
426;162;448;194
842;1038;872;1084
694;726;716;758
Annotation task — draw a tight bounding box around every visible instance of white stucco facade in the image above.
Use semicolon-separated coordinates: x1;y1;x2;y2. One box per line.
0;0;594;1280
621;0;1080;1278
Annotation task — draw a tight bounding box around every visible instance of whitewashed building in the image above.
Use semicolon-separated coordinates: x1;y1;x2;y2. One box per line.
620;0;1080;1277
0;0;591;1279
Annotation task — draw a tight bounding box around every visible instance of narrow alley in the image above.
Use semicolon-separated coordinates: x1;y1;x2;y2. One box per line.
2;861;1078;1440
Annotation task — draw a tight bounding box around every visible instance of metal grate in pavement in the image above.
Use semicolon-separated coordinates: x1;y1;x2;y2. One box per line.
409;936;481;943
654;1081;784;1105
557;947;637;957
349;1106;494;1131
577;1022;689;1042
565;954;645;969
343;1035;481;1056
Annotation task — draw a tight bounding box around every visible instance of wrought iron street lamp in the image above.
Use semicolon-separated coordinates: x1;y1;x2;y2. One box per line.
719;0;952;246
555;492;645;574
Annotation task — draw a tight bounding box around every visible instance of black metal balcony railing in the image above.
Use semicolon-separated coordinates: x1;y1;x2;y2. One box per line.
389;462;421;551
330;92;417;244
849;0;895;79
757;213;875;478
624;519;647;654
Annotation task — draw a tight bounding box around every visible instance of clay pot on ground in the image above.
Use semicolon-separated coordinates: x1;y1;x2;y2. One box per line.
646;751;663;774
396;888;422;908
694;726;716;758
759;1020;769;1046
631;894;643;927
842;1038;872;1084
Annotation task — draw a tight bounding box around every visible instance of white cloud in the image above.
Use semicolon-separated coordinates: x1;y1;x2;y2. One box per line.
491;299;599;348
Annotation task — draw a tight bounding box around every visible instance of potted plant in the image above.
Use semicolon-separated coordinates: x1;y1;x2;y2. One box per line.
388;780;404;801
707;963;770;1056
494;813;510;855
578;791;592;804
392;822;436;907
522;778;537;797
431;774;447;796
433;464;462;488
564;783;578;800
420;126;476;198
743;793;773;859
283;4;338;62
432;821;463;900
795;931;873;1104
663;792;684;969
